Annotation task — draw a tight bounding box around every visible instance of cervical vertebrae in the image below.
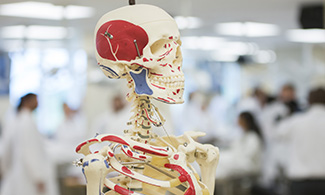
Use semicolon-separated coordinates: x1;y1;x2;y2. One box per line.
75;4;219;195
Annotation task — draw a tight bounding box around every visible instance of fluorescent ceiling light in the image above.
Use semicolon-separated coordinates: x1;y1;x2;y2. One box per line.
174;16;202;30
287;29;325;43
182;36;259;55
1;25;25;39
27;26;67;39
0;2;63;20
181;36;226;50
215;22;280;37
64;5;95;19
0;1;94;20
1;25;68;40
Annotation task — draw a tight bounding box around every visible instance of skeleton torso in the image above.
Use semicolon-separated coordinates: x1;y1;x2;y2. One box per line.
75;4;219;195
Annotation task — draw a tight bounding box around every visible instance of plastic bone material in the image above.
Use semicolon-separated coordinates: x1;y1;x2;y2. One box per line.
95;4;184;104
75;4;219;195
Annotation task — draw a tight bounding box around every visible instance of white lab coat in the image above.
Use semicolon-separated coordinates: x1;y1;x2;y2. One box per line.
275;105;325;179
91;106;132;136
216;131;263;179
51;112;87;164
0;109;57;195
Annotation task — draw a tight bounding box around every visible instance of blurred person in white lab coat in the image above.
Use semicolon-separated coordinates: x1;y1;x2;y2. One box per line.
259;83;301;187
91;94;132;136
178;92;217;140
0;93;57;195
52;103;87;163
216;111;263;179
275;88;325;195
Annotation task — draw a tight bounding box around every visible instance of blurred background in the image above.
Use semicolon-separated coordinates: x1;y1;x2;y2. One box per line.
0;0;324;195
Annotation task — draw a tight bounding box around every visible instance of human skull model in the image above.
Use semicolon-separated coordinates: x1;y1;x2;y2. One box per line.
95;4;184;104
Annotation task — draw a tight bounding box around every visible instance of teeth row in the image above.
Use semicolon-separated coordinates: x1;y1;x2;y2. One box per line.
151;80;184;88
150;75;185;83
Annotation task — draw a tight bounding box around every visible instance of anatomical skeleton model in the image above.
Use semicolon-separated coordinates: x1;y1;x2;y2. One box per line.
75;4;219;195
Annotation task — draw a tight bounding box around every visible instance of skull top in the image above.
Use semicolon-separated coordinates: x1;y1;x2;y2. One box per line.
95;4;185;104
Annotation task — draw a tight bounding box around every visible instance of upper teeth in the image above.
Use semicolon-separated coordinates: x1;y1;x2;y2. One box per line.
150;75;184;88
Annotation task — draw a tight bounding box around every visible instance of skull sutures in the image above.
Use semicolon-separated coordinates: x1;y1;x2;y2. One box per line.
95;4;185;104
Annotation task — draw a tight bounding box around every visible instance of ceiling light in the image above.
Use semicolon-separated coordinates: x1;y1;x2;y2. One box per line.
1;25;25;39
1;25;68;40
27;25;67;40
181;36;226;50
0;1;94;20
286;29;325;43
64;5;95;19
174;16;202;30
0;1;63;20
215;22;280;37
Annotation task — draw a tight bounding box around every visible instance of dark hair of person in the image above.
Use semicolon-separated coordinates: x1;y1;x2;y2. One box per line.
239;111;264;142
17;93;37;112
308;88;325;106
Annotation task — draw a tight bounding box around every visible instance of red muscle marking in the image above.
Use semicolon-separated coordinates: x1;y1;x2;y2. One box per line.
171;70;175;73
179;175;187;182
159;48;173;57
108;152;114;157
150;146;168;152
173;92;177;95
157;97;170;103
143;58;149;62
151;73;163;76
178;66;181;71
127;150;133;157
174;154;179;160
96;20;148;62
169;36;173;39
122;166;134;175
101;135;130;146
184;188;195;195
160;63;168;67
133;146;168;156
165;164;196;195
176;89;180;94
144;108;160;126
75;139;98;153
164;44;167;48
168;43;171;47
151;83;166;90
169;64;173;68
76;142;86;153
139;155;147;159
167;97;175;102
94;151;99;154
114;185;134;195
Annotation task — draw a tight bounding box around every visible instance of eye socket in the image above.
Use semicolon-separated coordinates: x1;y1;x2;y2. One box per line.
150;39;174;56
173;46;182;64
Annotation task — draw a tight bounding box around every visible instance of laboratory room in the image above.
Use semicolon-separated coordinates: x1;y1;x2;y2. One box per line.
0;0;324;195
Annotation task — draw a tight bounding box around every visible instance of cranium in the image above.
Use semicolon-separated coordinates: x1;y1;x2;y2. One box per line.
95;4;184;104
